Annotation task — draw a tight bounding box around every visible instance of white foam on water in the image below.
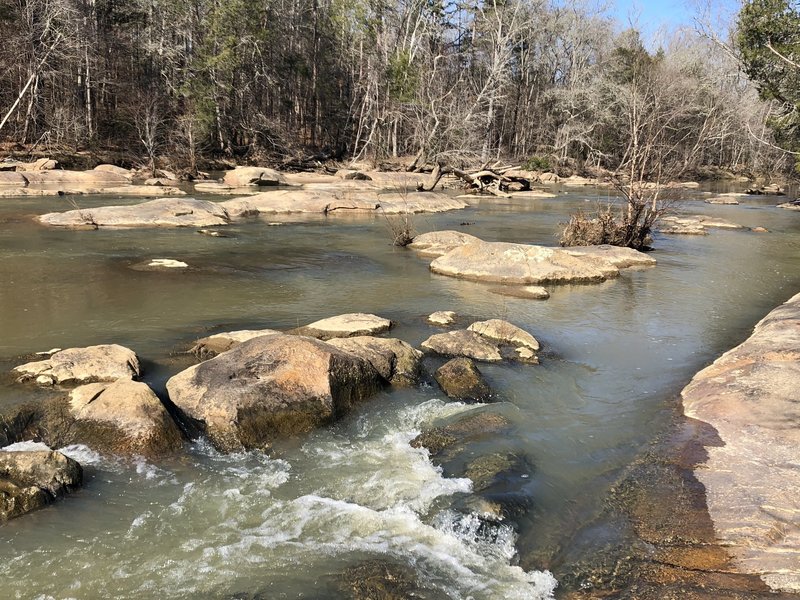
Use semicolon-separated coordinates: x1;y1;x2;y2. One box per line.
1;441;52;452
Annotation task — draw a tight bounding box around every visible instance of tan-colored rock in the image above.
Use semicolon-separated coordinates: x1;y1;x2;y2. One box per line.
190;329;281;359
705;196;740;205
428;311;457;326
93;164;133;179
67;380;183;457
327;336;423;386
22;169;130;186
659;215;745;235
468;319;540;352
14;158;57;171
222;166;287;187
166;334;384;452
509;190;558;199
39;197;230;228
421;330;502;362
778;201;800;211
538;172;560;184
0;450;82;521
192;182;262;195
376;192;468;214
681;291;800;592
221;190;378;218
408;231;482;258
14;344;140;385
489;285;550;300
290;313;392;340
0;187;79;197
429;240;651;285
0;172;29;186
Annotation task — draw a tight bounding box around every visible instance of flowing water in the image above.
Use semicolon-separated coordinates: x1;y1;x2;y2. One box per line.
0;186;799;599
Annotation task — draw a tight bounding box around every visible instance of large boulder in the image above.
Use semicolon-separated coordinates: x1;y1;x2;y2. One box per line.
411;412;511;457
0;450;82;521
421;330;502;362
65;380;183;457
166;334;385;452
93;164;133;180
434;358;491;402
14;344;140;386
428;237;654;285
326;336;423;386
680;291;800;592
190;329;281;360
223;166;288;187
289;313;392;340
39;198;230;228
0;381;182;458
468;319;540;352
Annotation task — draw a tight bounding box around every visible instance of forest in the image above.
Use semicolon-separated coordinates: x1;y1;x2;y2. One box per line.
0;0;797;179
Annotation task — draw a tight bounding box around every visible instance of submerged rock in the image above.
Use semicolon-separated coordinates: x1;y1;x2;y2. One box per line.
681;291;800;592
434;357;492;402
14;344;140;386
778;200;800;211
488;285;550;300
411;412;511;457
289;313;392;340
327;336;423;386
421;330;503;362
166;334;385;452
190;329;281;359
39;197;230;228
0;450;82;521
339;560;422;600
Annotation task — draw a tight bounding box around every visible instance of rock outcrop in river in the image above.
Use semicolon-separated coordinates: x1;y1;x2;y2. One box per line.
0;450;82;521
681;291;800;592
14;344;140;386
39;198;231;228
410;231;656;286
166;334;385;452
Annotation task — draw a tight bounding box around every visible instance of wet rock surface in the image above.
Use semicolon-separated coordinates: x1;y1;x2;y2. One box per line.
327;336;423;386
434;357;491;402
427;310;457;326
0;450;82;521
190;329;281;359
166;334;385;452
421;330;503;362
14;344;140;386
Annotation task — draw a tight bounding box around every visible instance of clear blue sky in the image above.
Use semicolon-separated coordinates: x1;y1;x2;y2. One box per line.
608;0;740;43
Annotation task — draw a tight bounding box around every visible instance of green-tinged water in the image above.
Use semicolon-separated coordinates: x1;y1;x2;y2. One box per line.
0;186;799;599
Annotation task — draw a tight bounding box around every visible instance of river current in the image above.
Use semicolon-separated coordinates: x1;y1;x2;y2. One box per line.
0;185;798;598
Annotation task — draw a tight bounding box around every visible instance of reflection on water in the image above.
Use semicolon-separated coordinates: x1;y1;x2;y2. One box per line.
0;187;799;598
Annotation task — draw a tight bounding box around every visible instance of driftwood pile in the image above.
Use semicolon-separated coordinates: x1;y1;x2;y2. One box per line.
417;162;536;197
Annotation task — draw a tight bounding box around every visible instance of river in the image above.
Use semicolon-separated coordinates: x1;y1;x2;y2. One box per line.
0;185;798;599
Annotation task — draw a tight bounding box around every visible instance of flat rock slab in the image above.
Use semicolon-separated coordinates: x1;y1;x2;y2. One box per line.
327;336;423;386
489;285;550;300
191;329;281;359
681;291;800;592
166;334;384;452
21;169;130;186
66;380;183;457
14;344;140;386
659;215;745;235
778;201;800;211
290;313;392;340
0;450;82;521
376;192;468;214
221;190;379;217
705;196;740;205
130;258;189;271
428;236;654;285
39;197;230;228
421;330;502;362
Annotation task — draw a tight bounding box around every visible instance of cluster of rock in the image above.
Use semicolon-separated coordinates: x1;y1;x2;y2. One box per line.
778;199;800;211
658;214;747;235
1;311;543;520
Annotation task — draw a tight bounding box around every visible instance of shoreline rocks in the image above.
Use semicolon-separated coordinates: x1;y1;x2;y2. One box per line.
681;291;800;592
